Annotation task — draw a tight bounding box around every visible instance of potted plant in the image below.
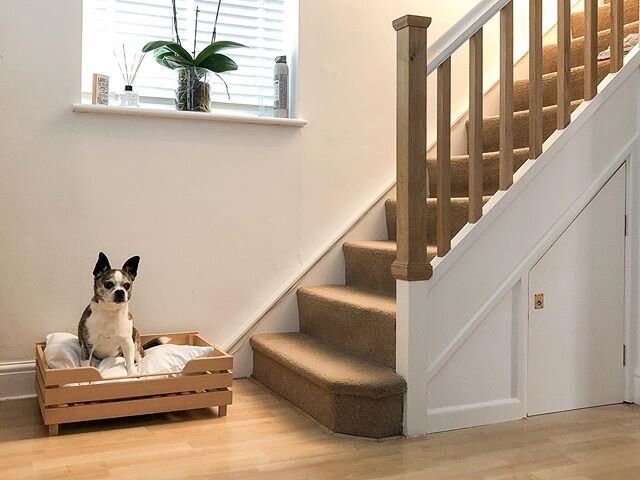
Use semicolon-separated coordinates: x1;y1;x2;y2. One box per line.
142;0;245;112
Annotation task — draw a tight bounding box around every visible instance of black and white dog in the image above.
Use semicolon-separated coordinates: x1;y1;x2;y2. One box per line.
78;253;166;375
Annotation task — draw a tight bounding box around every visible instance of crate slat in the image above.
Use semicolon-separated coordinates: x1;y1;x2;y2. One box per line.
43;372;232;406
36;343;103;386
42;389;232;425
183;352;233;373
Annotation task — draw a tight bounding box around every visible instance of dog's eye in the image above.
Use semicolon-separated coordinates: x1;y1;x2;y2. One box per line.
123;283;131;290
104;281;114;289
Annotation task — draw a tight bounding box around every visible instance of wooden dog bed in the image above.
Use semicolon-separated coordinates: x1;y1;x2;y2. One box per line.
35;332;232;436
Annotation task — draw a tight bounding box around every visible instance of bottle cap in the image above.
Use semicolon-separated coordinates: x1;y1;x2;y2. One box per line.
275;55;287;64
124;85;133;92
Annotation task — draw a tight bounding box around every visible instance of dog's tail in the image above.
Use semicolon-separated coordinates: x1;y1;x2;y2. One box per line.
142;336;171;350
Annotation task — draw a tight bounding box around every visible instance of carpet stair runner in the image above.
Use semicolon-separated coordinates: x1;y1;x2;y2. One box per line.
250;1;639;438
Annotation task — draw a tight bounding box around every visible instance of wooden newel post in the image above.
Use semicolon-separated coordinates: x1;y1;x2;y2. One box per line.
391;15;433;282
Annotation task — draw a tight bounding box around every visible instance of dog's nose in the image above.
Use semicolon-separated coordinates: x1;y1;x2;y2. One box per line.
114;290;126;302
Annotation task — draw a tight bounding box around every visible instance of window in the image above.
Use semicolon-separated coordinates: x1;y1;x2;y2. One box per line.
82;0;292;113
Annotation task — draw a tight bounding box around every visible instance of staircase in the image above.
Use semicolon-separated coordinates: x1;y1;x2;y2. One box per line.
251;0;639;438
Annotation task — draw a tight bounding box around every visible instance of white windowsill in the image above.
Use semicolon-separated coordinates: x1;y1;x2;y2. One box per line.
72;104;308;128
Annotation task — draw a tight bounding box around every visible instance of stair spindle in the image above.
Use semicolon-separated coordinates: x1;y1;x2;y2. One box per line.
529;0;543;158
437;58;452;256
500;1;514;190
557;0;571;129
584;0;598;100
469;28;484;223
611;0;625;71
391;15;433;282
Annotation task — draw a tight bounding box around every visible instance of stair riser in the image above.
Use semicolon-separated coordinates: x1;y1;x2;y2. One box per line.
252;351;403;438
513;61;610;112
571;0;638;38
543;21;638;74
427;149;530;198
479;101;581;153
385;198;481;245
297;290;396;368
344;245;396;297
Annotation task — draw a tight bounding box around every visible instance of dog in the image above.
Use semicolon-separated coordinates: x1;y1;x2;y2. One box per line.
78;252;167;375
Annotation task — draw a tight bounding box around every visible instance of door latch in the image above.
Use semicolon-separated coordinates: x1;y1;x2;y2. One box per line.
534;293;544;310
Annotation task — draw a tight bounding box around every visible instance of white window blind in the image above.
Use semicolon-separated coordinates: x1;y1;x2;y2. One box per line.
82;0;289;111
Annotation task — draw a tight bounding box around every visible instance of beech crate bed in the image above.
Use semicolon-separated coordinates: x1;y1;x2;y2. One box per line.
35;332;232;436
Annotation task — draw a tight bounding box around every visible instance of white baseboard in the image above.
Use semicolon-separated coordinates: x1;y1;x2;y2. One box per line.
0;361;36;400
427;398;524;433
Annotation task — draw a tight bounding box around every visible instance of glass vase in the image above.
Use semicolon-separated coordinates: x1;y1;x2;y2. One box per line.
175;67;211;112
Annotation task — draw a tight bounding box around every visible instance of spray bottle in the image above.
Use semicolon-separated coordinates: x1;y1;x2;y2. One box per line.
274;56;289;118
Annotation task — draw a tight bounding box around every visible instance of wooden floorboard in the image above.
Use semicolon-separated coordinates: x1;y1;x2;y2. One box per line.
1;379;640;479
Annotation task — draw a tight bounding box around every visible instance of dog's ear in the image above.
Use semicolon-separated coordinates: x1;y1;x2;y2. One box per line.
93;252;111;278
122;256;140;280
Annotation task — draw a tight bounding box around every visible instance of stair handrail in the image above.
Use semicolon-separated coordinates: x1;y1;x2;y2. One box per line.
392;0;628;282
427;0;511;75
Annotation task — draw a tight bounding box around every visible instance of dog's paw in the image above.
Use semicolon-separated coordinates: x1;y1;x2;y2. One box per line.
126;365;139;376
80;360;91;367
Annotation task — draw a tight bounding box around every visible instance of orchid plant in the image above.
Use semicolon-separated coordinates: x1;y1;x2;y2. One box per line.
142;0;245;100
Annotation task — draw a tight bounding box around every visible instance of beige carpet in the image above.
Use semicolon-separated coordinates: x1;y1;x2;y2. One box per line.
251;1;639;438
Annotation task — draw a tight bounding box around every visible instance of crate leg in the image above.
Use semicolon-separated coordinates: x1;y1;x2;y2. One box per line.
218;405;227;417
48;424;59;436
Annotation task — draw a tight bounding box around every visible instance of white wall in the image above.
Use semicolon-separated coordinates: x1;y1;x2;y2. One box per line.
0;0;488;376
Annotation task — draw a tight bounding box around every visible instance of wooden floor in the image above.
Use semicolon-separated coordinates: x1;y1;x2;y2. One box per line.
2;379;640;479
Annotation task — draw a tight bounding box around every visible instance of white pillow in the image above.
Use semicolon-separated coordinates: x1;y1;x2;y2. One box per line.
140;344;214;375
45;333;214;380
44;333;81;369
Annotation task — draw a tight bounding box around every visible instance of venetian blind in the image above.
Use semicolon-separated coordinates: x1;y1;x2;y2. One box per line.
82;0;288;110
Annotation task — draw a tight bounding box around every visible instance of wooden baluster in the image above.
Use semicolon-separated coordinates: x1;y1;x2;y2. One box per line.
500;1;514;190
558;0;571;129
611;0;624;72
584;0;598;100
391;15;433;282
469;28;483;223
529;0;543;158
437;58;452;256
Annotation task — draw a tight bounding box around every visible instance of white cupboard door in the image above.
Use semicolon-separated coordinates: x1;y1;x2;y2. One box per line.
528;166;626;416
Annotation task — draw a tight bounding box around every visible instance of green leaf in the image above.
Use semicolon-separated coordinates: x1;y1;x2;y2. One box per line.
153;47;176;61
142;41;194;63
142;40;175;52
165;43;194;63
153;54;190;70
164;55;192;69
197;54;238;73
194;41;246;65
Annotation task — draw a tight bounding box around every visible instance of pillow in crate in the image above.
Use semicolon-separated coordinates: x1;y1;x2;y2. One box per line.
44;333;213;379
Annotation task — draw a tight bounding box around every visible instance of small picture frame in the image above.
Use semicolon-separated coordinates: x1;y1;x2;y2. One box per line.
91;73;110;106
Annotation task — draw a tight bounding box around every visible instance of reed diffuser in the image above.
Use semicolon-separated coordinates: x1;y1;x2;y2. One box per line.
113;45;146;107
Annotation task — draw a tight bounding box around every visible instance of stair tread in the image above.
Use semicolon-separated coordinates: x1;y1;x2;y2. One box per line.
513;60;611;111
482;100;583;124
426;149;531;198
345;239;437;256
250;332;407;398
427;148;530;164
543;20;639;74
571;0;639;39
299;284;396;313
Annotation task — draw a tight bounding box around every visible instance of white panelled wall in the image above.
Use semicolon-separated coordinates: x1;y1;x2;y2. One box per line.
397;46;640;435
